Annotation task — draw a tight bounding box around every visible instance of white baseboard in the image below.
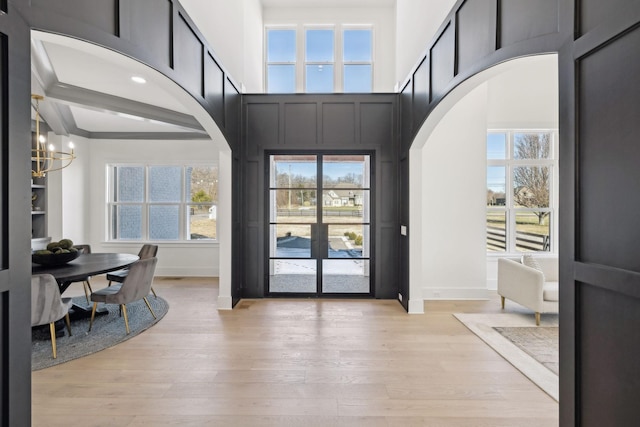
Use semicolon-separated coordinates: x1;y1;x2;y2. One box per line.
155;267;218;277
217;295;233;310
408;299;425;314
422;287;490;300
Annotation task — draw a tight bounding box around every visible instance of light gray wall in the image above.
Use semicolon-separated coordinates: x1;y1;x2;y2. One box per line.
180;0;264;92
394;0;456;87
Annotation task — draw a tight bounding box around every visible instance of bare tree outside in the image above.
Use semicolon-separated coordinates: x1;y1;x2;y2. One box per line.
187;166;218;239
512;133;550;225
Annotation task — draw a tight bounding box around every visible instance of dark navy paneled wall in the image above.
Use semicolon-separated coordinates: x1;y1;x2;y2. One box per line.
241;94;399;299
0;2;35;424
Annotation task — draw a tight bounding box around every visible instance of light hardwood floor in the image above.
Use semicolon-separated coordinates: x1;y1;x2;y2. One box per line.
32;277;559;426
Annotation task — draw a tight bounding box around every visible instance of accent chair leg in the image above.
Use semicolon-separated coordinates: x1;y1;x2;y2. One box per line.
88;302;98;332
83;283;90;304
151;286;157;298
143;297;157;319
49;322;57;359
83;279;93;304
64;313;72;336
122;304;130;334
500;296;505;309
535;312;541;326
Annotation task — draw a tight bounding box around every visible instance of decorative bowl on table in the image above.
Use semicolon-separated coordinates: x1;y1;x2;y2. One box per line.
32;239;82;266
32;250;80;266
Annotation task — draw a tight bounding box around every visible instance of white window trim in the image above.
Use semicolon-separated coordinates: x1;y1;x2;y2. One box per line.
265;24;374;93
264;25;297;93
107;163;218;243
303;25;336;93
342;25;374;93
486;129;559;255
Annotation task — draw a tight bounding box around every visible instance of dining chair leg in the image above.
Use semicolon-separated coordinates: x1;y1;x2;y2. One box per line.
49;322;57;359
121;304;130;334
150;286;157;298
88;302;98;332
143;297;157;319
64;313;72;336
83;279;93;300
82;283;90;304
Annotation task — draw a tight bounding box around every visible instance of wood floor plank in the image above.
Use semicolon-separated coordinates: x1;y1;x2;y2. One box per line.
31;277;559;426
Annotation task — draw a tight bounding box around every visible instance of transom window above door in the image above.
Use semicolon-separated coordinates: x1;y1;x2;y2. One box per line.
266;26;373;94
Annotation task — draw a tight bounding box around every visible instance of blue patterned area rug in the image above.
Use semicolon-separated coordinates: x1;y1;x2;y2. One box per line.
32;295;169;370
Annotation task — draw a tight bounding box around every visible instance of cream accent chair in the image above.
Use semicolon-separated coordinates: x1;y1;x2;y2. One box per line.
497;256;559;325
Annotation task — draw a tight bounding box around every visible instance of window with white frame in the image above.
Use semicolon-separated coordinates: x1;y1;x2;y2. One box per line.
108;164;218;241
265;26;373;93
486;131;557;253
266;28;297;93
343;28;373;93
305;28;335;93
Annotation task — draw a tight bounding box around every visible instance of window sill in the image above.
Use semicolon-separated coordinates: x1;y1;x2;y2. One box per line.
102;240;219;248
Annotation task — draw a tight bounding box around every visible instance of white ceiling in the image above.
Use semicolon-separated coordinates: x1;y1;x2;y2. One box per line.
261;0;395;7
31;31;207;140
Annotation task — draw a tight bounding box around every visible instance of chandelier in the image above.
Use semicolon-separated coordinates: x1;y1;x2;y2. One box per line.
31;94;75;178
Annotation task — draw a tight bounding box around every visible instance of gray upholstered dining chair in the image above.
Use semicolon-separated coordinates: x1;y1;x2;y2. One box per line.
89;257;158;335
31;274;73;359
68;244;93;303
106;244;158;297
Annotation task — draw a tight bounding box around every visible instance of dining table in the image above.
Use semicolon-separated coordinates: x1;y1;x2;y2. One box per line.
32;252;139;293
32;252;139;318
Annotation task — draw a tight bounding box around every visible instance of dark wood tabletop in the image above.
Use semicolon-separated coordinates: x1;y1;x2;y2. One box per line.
32;253;139;293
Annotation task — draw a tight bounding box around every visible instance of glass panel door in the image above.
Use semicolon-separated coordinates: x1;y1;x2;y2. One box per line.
268;155;318;293
267;154;372;295
321;155;370;293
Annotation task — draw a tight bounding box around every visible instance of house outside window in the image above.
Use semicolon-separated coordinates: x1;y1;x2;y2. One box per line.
265;26;373;93
486;131;558;253
108;164;218;241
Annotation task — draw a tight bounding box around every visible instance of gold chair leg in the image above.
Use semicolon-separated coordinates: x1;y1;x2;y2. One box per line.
49;322;57;359
535;312;541;326
83;279;93;303
122;304;130;334
500;296;505;309
151;286;157;298
88;302;98;332
143;297;157;319
83;283;90;304
64;313;72;336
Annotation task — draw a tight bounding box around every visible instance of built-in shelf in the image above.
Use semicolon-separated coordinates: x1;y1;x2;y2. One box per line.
31;183;47;238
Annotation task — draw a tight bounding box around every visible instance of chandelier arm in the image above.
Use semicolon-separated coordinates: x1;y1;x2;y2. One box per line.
30;93;76;178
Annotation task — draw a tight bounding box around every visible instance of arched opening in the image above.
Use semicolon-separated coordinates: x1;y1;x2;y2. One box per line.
407;54;559;312
29;31;234;308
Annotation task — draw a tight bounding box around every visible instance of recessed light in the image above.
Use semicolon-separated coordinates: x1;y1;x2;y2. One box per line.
131;76;146;84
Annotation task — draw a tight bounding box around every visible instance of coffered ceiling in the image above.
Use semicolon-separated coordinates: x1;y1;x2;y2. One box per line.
30;31;209;140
